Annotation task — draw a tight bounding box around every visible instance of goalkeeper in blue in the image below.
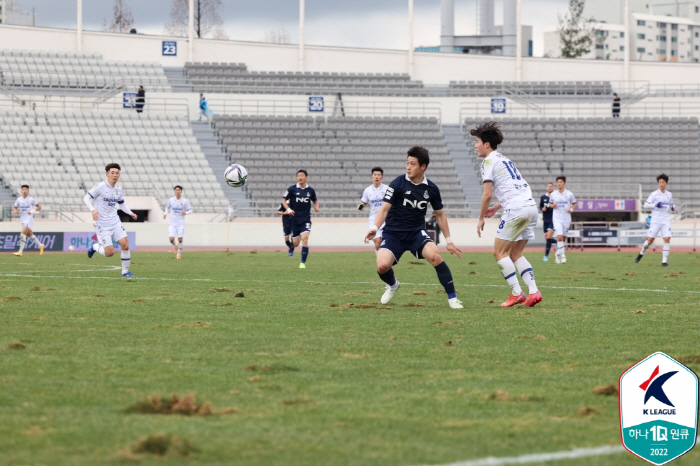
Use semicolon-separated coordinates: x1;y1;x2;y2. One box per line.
636;174;675;266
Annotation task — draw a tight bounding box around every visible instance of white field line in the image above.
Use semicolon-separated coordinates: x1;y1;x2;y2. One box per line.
0;271;697;295
422;444;625;466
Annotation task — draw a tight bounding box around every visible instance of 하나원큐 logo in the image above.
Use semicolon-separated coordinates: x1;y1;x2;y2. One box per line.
620;352;698;465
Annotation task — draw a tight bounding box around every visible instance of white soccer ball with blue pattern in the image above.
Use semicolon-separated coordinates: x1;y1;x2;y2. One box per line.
224;163;248;188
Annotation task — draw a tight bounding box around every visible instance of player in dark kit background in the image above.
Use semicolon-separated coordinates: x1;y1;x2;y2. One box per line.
540;182;555;261
276;203;295;257
364;146;464;309
282;169;319;268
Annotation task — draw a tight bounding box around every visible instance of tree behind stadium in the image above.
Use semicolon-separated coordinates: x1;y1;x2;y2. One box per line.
165;0;228;40
557;0;593;58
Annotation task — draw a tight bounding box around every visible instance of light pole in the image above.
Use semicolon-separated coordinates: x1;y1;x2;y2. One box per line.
76;0;82;52
408;0;414;77
189;0;194;61
299;0;305;72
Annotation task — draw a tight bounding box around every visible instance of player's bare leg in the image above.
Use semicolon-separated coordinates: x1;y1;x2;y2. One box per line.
556;234;567;264
169;236;177;253
421;242;462;309
373;236;382;251
494;238;526;307
509;239;542;307
14;226;43;256
376;248;399;304
177;237;184;259
544;229;554;261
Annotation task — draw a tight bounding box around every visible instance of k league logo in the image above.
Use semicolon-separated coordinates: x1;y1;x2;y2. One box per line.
620;352;698;465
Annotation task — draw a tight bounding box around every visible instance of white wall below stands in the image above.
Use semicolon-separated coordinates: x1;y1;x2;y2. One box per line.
4;24;700;85
1;218;698;248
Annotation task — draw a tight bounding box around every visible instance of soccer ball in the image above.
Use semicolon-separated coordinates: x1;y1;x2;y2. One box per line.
224;164;248;188
68;245;75;252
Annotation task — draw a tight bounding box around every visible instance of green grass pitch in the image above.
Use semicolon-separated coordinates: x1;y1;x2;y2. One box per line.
1;250;699;466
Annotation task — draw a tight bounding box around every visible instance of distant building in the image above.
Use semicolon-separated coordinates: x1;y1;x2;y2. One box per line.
544;13;700;63
584;0;700;25
0;0;35;27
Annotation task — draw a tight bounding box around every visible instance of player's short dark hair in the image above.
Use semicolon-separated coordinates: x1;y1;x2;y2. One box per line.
547;182;554;186
657;173;669;183
470;121;504;149
297;169;308;177
371;167;384;175
21;184;29;189
556;175;566;183
407;146;430;167
174;185;183;190
105;163;121;173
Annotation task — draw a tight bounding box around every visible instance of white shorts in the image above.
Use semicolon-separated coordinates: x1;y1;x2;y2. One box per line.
21;218;34;230
648;223;672;238
169;224;185;238
554;221;571;237
496;205;538;242
95;223;127;247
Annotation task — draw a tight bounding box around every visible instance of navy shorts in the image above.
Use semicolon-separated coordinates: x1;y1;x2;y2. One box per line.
282;215;292;237
379;229;434;264
291;218;312;237
543;221;554;234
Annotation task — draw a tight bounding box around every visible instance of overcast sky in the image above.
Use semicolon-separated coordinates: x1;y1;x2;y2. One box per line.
15;0;570;56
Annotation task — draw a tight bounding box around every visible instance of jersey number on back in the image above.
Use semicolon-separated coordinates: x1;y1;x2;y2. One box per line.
502;161;521;180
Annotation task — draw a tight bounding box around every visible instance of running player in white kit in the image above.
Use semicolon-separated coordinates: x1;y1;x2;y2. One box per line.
636;173;674;266
12;184;44;257
83;163;137;277
358;167;389;251
473;121;542;308
164;185;192;259
548;176;577;264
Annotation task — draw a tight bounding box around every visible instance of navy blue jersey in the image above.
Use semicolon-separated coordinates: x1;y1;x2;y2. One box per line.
540;194;553;223
284;184;317;221
383;175;443;233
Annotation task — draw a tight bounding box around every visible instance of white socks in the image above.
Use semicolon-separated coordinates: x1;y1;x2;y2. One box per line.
170;239;176;246
28;235;42;247
557;241;566;257
514;257;538;294
640;240;650;255
662;244;670;263
92;243;106;256
121;250;131;273
18;234;26;253
497;257;522;295
177;243;183;254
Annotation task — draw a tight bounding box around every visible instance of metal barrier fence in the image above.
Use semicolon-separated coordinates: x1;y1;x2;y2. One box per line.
568;221;699;250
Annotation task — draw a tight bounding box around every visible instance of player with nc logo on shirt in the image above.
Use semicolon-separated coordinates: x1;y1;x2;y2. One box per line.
83;163;137;277
12;184;44;257
282;169;319;268
473;122;542;308
164;185;192;259
364;146;463;309
358;166;389;251
636;173;675;266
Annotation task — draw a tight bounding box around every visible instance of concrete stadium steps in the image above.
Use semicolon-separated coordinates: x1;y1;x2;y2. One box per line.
191;121;250;212
442;125;482;216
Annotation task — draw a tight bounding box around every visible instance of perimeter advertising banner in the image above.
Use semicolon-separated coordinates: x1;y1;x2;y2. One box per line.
64;232;136;252
0;233;64;251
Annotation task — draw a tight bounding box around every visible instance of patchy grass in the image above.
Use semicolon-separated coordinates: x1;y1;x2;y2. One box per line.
0;251;699;466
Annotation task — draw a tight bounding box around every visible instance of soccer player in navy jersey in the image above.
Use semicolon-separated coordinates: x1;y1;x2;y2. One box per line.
282;170;319;268
364;146;463;309
276;203;295;256
540;182;555;261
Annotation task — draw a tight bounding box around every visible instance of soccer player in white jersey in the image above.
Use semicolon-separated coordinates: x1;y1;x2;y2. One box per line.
164;185;192;259
12;184;44;257
636;173;674;266
548;176;577;264
83;163;137;277
358;167;389;251
473;122;542;308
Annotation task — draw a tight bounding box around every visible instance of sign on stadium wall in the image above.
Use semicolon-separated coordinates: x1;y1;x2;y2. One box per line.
64;232;136;252
309;96;324;112
577;199;637;212
162;41;177;56
0;233;64;251
123;92;138;108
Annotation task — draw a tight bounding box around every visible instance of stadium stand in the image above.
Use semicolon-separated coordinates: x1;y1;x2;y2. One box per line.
214;115;468;216
449;81;613;97
0;50;170;92
184;62;426;96
462;117;700;201
0;111;228;214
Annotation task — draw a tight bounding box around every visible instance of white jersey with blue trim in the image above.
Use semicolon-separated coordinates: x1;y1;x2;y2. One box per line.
480;151;535;210
165;197;192;227
644;189;674;225
361;184;388;226
550;189;577;223
14;196;37;223
87;180;125;228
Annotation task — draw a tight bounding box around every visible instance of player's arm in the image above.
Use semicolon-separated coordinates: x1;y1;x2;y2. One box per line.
163;200;170;219
313;200;319;212
118;200;138;220
359;190;369;211
568;194;577;213
183;201;192;216
433;208;462;258
364;201;391;243
83;192;99;221
282;189;294;215
477;181;494;237
12;201;19;215
34;202;41;212
540;196;546;212
643;193;657;209
358;201;367;211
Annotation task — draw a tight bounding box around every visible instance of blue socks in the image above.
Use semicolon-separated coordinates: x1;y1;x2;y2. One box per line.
378;268;397;286
434;261;456;299
301;246;309;264
545;238;555;256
